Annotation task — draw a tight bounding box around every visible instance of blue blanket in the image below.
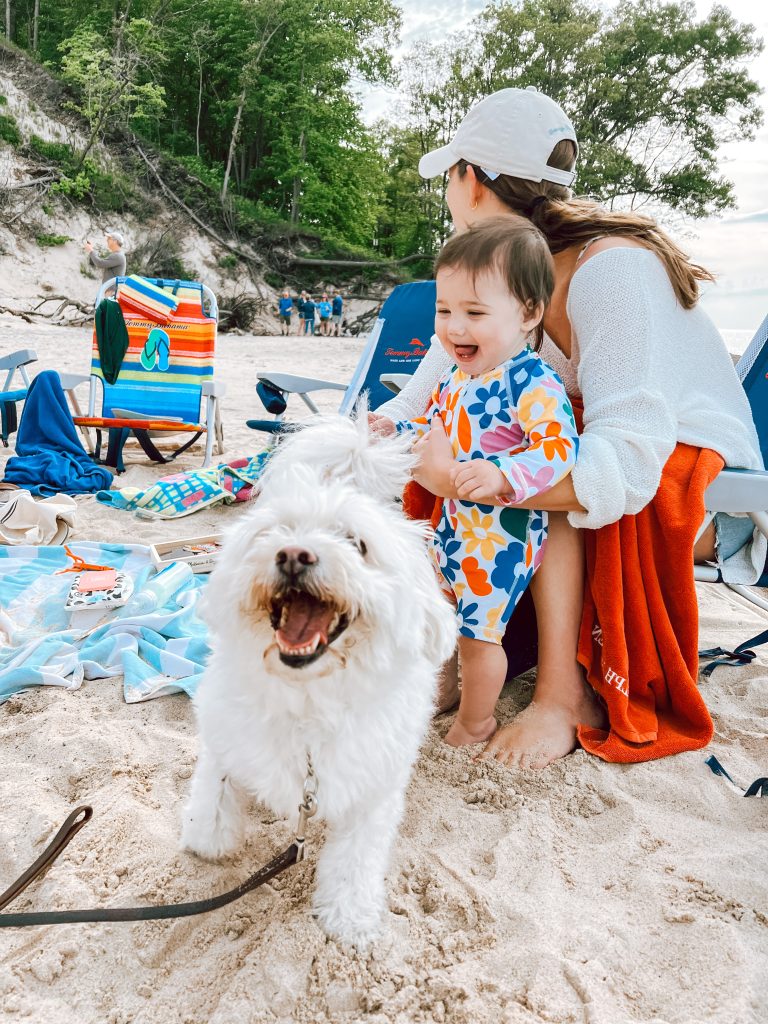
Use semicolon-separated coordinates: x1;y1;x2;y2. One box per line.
3;371;113;496
0;543;209;703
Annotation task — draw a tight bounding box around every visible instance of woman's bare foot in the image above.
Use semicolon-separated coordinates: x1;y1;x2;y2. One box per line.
480;679;605;769
445;714;497;747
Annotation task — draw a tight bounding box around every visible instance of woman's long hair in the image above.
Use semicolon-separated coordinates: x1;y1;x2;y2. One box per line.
457;142;714;309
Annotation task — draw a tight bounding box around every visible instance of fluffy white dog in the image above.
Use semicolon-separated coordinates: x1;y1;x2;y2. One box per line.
181;415;456;946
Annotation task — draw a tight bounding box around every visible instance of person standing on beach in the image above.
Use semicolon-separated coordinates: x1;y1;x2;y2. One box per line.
317;293;332;336
373;87;764;769
331;290;343;336
301;294;316;335
84;230;126;286
278;288;293;336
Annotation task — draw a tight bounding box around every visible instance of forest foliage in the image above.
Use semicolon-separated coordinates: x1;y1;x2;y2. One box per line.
2;0;764;259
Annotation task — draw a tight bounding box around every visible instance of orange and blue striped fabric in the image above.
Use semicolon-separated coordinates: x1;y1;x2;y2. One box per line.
117;275;180;322
90;280;215;427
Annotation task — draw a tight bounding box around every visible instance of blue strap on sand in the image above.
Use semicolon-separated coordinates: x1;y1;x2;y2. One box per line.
699;625;768;677
705;755;767;797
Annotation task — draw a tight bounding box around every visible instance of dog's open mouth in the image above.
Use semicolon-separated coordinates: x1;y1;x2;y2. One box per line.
269;589;349;668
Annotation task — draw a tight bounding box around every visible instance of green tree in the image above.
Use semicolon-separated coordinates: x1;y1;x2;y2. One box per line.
58;19;166;168
475;0;763;216
378;0;764;255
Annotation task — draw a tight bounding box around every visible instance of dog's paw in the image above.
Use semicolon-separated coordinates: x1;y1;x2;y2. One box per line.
179;808;241;861
312;894;384;950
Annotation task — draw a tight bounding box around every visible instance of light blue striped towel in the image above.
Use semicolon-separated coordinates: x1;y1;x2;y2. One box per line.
0;543;210;704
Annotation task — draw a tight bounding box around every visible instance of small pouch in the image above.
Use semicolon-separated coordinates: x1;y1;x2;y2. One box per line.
78;569;118;592
64;570;134;611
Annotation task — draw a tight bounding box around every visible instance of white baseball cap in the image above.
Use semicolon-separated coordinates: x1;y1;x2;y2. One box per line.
418;87;578;187
105;229;125;246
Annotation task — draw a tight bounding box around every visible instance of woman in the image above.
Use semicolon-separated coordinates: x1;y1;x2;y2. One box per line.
373;87;764;769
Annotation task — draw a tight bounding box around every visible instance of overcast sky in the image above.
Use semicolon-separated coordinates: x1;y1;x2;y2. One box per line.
361;0;768;333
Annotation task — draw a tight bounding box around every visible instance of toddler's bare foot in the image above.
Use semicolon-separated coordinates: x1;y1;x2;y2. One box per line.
444;715;497;747
480;686;605;769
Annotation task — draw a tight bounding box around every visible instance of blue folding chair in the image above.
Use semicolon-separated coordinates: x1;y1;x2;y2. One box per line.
695;313;768;680
0;349;37;447
247;281;436;433
695;313;768;606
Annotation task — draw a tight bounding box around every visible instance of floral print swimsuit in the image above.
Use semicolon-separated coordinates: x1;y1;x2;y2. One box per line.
398;347;578;644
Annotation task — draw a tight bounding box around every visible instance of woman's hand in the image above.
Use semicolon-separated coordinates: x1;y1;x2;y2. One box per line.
368;412;396;436
412;416;459;498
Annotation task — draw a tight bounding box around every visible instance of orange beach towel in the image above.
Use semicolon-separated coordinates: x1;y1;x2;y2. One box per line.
577;442;724;762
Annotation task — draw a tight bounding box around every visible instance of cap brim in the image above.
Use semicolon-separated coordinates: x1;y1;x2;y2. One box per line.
418;144;459;179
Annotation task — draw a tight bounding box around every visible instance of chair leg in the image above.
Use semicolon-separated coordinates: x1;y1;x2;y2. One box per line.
105;427;130;473
203;426;214;468
215;402;224;456
68;392;96;453
725;583;768;615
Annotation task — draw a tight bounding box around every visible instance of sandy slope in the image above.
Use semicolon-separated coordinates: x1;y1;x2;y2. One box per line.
0;319;766;1024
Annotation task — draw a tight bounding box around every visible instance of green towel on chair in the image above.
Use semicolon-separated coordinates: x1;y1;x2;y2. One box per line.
95;298;129;385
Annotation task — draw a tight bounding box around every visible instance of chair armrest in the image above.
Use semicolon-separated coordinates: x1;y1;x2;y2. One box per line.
202;380;226;398
258;372;346;395
0;349;38;371
704;468;768;513
58;372;90;392
379;373;413;395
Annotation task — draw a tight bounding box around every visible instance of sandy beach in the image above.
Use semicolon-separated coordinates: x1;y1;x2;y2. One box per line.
0;318;766;1024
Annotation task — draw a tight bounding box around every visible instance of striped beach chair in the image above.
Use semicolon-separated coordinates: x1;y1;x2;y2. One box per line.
65;277;225;472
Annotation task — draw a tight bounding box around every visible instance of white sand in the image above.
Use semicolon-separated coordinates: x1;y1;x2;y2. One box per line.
0;318;766;1024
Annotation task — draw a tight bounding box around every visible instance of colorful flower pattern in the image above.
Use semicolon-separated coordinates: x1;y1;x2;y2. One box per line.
397;348;578;644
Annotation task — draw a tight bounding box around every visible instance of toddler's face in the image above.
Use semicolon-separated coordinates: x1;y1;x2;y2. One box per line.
435;265;541;376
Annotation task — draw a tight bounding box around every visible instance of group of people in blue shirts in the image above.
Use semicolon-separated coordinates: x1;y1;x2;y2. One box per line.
277;288;344;337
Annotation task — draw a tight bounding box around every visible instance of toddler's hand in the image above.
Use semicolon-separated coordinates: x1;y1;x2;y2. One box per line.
451;460;507;502
368;413;396;437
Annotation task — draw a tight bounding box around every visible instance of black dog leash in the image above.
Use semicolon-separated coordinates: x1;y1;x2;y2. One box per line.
0;769;318;929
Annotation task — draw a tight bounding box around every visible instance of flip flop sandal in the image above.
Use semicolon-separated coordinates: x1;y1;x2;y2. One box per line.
140;331;159;371
156;331;170;372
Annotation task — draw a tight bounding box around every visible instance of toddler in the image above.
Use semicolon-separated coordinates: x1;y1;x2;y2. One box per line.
397;215;578;746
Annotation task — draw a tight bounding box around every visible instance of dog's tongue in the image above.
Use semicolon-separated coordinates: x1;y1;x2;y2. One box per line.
276;592;335;654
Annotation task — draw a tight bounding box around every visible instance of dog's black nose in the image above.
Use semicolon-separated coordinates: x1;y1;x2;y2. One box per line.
275;546;317;580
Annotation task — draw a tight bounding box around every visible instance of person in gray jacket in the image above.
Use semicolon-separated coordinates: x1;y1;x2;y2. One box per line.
84;230;127;285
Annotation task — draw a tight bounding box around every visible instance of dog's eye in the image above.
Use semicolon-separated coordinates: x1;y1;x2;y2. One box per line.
347;534;367;557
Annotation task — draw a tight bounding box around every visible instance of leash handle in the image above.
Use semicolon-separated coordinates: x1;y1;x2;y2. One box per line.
0;807;300;929
0;805;92;911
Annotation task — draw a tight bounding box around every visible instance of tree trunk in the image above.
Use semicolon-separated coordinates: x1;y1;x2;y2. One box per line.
195;59;203;158
290;128;305;224
5;0;11;40
221;88;245;203
32;0;39;50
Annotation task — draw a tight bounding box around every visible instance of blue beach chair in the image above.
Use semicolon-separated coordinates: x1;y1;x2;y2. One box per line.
696;313;768;608
0;349;37;447
696;313;768;672
62;277;225;472
246;281;436;433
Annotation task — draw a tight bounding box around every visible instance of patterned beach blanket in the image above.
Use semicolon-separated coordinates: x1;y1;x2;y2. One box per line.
0;543;209;704
95;453;270;519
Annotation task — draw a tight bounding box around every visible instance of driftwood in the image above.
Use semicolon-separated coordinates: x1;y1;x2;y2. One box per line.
131;140;263;267
5;175;58;191
0;305;35;323
0;295;93;327
33;294;92;318
287;253;428;268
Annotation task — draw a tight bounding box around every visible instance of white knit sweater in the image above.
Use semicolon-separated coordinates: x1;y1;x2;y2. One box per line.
378;248;764;577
